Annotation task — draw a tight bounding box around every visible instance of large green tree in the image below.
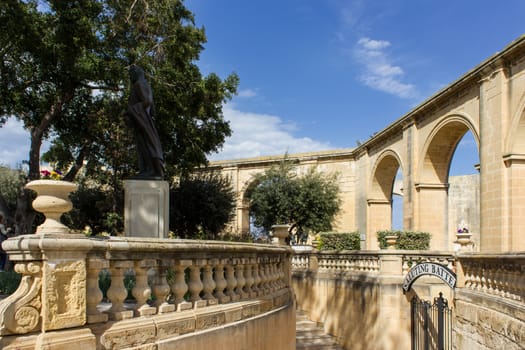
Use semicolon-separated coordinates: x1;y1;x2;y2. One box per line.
249;159;341;240
0;0;238;233
169;172;235;240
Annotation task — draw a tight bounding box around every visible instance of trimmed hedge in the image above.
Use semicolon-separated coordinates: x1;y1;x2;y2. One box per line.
318;232;360;250
377;230;431;250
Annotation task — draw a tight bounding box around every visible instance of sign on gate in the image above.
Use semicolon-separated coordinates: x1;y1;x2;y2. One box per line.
403;262;456;292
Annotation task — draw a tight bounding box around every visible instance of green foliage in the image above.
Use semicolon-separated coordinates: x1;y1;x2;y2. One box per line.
0;270;21;295
376;230;431;250
62;178;124;235
98;269;111;300
249;158;341;237
0;0;238;232
317;232;361;251
0;166;24;216
170;171;236;239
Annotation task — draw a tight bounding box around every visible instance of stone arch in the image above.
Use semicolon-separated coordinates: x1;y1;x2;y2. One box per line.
369;150;404;201
366;150;404;249
238;177;262;235
418;114;479;184
416;114;479;250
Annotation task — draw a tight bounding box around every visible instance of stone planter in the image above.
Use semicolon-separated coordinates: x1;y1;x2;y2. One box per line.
385;235;398;250
271;224;291;246
26;179;77;234
455;232;473;252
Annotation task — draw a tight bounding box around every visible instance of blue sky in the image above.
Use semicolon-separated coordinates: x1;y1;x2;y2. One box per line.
2;0;525;175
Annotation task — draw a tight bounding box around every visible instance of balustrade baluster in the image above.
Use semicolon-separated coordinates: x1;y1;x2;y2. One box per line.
153;259;174;313
202;259;218;305
244;260;255;297
265;263;274;293
508;267;519;301
268;260;277;291
106;261;134;320
258;260;268;295
272;260;280;289
225;262;240;301
86;258;109;324
188;260;206;308
170;260;192;311
235;260;248;299
277;260;285;289
252;260;262;296
132;259;156;316
213;259;230;303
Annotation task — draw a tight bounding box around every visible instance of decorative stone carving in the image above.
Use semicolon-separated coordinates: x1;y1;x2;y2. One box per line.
42;259;87;330
0;262;42;335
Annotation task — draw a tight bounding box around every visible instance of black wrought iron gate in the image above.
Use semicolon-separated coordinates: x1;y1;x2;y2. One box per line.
411;292;452;350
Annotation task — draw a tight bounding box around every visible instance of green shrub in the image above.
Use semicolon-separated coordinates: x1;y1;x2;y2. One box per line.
318;232;360;250
376;230;431;250
0;270;21;295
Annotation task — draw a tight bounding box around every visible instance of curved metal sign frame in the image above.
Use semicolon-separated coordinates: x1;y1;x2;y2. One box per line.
402;262;456;292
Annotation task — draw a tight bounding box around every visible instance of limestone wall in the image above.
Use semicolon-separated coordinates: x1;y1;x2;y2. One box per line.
291;270;453;350
454;290;524;349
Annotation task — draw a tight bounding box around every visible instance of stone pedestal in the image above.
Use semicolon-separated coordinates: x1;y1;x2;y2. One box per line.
124;180;169;238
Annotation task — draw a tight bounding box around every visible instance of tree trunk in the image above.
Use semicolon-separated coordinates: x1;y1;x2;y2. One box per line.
16;94;72;234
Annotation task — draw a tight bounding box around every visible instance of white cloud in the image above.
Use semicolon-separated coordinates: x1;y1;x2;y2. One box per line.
354;37;417;99
208;105;332;161
237;89;257;98
0;108;333;167
0;119;30;168
0;118;52;169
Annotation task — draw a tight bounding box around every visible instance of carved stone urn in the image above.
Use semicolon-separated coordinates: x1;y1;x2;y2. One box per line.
26;179;77;234
271;224;291;245
385;235;398;250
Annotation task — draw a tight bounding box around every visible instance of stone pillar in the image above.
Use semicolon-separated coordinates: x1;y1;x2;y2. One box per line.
366;199;391;250
124;180;169;238
415;183;449;250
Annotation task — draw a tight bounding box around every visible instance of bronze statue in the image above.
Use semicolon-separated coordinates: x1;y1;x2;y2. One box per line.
127;65;165;179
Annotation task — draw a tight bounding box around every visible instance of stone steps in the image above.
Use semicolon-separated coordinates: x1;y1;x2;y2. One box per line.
296;310;345;350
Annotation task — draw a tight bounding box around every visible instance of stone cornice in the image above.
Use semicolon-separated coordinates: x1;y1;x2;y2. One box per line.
208;148;355;169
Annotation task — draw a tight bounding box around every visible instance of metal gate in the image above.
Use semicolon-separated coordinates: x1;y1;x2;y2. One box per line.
411;292;452;350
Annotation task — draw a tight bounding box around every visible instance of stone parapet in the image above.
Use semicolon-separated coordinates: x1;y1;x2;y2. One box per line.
456;253;525;303
0;234;294;349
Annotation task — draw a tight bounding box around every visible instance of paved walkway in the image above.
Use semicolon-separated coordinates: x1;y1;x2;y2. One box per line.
296;310;344;350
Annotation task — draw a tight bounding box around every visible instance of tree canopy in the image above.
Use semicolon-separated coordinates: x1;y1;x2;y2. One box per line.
0;0;238;233
248;159;341;238
169;171;235;240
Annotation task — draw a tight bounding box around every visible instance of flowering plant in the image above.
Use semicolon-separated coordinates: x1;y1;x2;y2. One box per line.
40;169;63;180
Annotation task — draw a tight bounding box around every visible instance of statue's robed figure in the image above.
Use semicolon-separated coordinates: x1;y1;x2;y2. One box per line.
127;65;165;179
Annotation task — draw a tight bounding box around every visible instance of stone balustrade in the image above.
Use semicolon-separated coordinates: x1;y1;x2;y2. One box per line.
401;252;455;275
0;234;292;338
292;249;455;276
456;253;525;303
